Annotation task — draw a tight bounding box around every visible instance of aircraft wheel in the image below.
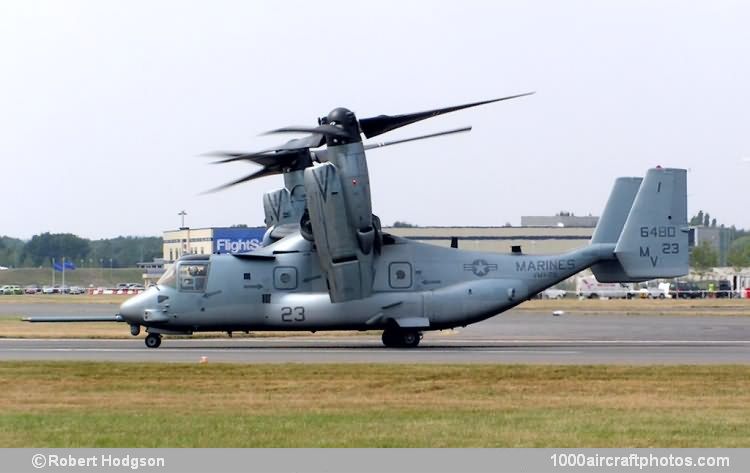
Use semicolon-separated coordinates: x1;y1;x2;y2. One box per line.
381;330;399;347
400;330;421;348
145;333;162;348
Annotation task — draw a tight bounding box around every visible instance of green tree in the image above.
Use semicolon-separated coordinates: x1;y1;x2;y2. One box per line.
703;212;710;227
727;236;750;271
0;236;26;267
690;210;704;226
22;233;90;267
89;236;163;267
690;241;718;273
16;233;162;268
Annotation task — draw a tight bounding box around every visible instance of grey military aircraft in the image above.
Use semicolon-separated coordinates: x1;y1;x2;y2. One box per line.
27;95;689;348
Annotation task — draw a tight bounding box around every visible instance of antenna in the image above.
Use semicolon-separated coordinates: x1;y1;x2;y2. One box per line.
178;210;188;230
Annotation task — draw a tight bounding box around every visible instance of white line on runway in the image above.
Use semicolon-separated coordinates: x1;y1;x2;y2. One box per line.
0;348;581;355
434;339;750;344
3;338;749;344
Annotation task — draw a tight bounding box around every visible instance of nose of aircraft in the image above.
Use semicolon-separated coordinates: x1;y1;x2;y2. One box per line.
119;291;151;324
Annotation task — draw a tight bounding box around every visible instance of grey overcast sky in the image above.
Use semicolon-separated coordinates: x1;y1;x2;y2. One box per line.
1;0;748;239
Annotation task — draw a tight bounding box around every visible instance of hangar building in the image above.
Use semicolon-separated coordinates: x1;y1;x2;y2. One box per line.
163;226;266;262
162;222;596;263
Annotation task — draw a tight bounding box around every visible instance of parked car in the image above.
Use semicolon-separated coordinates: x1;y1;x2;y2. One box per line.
542;288;566;299
576;276;633;299
670;281;702;299
24;285;41;295
716;280;733;298
68;286;86;295
632;283;667;299
42;285;61;294
1;285;23;295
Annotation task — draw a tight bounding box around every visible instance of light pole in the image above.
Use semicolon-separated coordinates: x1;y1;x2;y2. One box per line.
178;210;191;255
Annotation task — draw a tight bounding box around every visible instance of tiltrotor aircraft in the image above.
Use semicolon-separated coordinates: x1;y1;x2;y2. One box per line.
27;94;689;348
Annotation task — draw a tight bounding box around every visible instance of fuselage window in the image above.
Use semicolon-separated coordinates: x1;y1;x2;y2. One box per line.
179;263;209;292
157;265;176;288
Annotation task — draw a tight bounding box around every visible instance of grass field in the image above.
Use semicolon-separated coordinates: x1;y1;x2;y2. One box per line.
0;362;748;447
0;294;128;305
0;268;142;287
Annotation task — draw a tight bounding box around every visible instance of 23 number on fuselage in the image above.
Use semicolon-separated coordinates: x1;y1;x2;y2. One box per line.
281;306;305;322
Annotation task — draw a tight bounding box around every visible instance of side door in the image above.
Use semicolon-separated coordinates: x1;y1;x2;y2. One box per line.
169;261;211;324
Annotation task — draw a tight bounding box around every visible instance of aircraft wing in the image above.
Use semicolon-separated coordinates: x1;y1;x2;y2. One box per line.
23;315;124;323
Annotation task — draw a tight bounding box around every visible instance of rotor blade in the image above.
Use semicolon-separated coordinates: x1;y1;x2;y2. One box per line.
203;134;325;163
207;152;267;164
201;167;277;194
363;126;472;151
264;124;350;139
358;92;534;138
209;148;310;165
202;151;247;159
277;134;326;150
204;149;286;163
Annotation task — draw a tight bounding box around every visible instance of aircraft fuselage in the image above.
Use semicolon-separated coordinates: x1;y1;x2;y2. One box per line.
119;235;615;336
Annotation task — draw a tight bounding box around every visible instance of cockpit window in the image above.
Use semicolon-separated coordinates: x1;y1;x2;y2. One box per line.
157;265;176;288
178;263;209;292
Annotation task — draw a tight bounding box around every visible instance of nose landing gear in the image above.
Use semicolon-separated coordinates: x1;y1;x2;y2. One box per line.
145;333;162;348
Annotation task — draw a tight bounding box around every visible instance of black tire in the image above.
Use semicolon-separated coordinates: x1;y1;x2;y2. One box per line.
400;330;421;348
381;330;399;347
658;293;665;299
382;329;421;348
145;333;162;348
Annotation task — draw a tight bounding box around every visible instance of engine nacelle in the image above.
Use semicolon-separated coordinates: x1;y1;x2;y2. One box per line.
325;142;373;231
262;189;290;228
262;170;307;228
304;162;375;302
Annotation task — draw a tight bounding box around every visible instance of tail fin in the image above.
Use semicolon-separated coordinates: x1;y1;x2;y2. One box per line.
590;177;644;282
614;167;688;279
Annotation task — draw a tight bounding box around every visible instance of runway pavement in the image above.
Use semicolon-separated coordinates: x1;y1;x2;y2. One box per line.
1;337;749;364
1;306;749;363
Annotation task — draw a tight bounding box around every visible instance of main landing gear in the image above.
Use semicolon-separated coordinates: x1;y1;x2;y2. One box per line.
381;329;422;348
145;333;162;348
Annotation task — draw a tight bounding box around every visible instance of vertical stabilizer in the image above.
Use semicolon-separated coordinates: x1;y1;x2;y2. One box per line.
590;177;643;282
591;177;643;244
614;168;688;279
